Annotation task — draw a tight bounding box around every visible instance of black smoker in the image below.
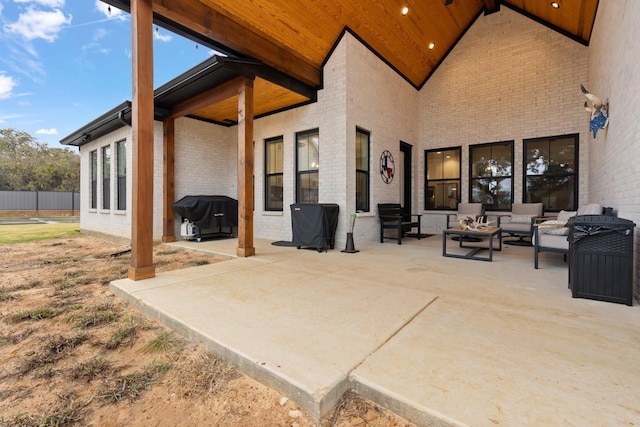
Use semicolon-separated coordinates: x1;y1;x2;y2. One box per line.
173;195;238;242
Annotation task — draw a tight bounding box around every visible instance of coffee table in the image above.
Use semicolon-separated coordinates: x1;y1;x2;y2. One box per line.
442;226;502;262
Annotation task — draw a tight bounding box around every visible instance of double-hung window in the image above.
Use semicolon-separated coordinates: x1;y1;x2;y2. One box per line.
425;147;461;210
102;145;111;210
296;129;319;203
355;128;370;212
116;140;126;211
524;134;578;211
90;150;97;209
265;136;284;211
469;141;513;210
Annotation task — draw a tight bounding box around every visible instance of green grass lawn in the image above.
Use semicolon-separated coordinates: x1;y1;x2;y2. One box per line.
0;223;81;244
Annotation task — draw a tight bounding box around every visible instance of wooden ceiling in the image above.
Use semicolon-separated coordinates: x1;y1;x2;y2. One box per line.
105;0;599;123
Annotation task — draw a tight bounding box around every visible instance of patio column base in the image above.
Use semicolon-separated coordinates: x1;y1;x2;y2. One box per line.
128;266;156;281
237;247;256;257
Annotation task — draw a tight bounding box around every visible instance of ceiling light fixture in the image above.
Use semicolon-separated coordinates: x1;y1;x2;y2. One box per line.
428;42;435;50
402;6;409;16
551;2;560;8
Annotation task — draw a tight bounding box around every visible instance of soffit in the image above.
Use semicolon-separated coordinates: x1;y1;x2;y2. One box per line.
145;0;598;89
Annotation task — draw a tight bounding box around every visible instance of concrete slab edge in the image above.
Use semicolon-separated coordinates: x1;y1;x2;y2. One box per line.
349;375;469;427
108;281;348;422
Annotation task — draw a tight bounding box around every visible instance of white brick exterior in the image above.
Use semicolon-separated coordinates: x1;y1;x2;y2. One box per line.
586;0;640;290
419;7;589;233
78;2;639;272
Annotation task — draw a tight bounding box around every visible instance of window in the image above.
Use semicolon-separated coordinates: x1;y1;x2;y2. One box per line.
116;140;126;211
296;129;319;203
265;136;284;211
524;134;578;211
90;150;97;209
425;147;461;210
102;145;111;210
355;128;370;212
469;141;513;211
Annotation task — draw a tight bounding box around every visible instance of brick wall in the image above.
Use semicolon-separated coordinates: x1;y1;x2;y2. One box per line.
419;7;589;233
251;33;419;245
345;34;419;244
586;0;640;294
78;126;132;242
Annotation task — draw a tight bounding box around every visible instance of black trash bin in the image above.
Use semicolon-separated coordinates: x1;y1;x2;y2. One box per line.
290;203;339;252
568;215;635;305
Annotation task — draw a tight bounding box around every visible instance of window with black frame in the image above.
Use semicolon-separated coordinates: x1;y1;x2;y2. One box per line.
102;145;111;210
425;147;461;210
469;141;513;211
524;134;577;211
116;140;126;211
356;128;370;212
296;129;319;203
265;136;284;211
90;150;97;210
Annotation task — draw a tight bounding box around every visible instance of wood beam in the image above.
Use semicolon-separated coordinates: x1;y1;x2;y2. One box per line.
153;0;321;88
162;117;176;243
236;77;255;257
169;76;246;119
483;0;499;14
129;0;156;280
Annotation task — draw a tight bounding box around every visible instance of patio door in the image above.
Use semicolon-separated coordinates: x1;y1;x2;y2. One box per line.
400;141;412;215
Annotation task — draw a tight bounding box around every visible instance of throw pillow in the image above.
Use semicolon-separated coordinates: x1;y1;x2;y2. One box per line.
508;214;533;224
577;203;602;215
556;210;576;223
538;219;569;236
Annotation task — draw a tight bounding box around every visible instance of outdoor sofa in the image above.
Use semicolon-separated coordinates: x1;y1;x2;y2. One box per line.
533;203;602;269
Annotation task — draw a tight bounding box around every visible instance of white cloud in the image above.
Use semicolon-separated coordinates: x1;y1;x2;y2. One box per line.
0;113;24;124
154;29;172;43
36;128;58;135
0;72;18;99
4;7;72;42
14;0;66;7
95;0;127;21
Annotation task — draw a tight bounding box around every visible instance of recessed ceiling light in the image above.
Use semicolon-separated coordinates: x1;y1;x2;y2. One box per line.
551;2;560;8
428;42;435;50
402;6;409;15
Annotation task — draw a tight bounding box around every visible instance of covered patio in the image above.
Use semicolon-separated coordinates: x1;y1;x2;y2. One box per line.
110;236;640;425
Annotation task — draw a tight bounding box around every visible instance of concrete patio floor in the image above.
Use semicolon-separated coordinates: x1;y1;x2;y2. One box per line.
110;234;640;426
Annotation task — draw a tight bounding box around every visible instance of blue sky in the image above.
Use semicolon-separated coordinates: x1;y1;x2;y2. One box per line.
0;0;213;147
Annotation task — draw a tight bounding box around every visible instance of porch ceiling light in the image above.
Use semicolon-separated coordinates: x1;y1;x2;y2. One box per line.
551;2;560;8
428;42;436;50
402;6;409;16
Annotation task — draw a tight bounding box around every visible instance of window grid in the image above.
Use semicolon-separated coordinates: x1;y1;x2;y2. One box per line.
296;129;319;203
523;134;578;212
90;150;97;210
265;136;284;211
469;141;514;211
102;145;111;210
356;128;370;212
424;147;461;210
116;140;126;211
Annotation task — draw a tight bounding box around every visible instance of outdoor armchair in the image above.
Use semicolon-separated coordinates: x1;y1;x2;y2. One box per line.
497;202;544;246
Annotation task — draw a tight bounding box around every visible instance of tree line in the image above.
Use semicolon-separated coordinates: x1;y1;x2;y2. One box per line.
0;128;80;192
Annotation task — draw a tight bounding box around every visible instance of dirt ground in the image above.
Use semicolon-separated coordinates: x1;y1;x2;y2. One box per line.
0;235;416;426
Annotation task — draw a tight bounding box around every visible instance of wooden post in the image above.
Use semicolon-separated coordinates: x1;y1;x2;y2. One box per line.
237;77;255;257
128;0;156;280
162;117;176;243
